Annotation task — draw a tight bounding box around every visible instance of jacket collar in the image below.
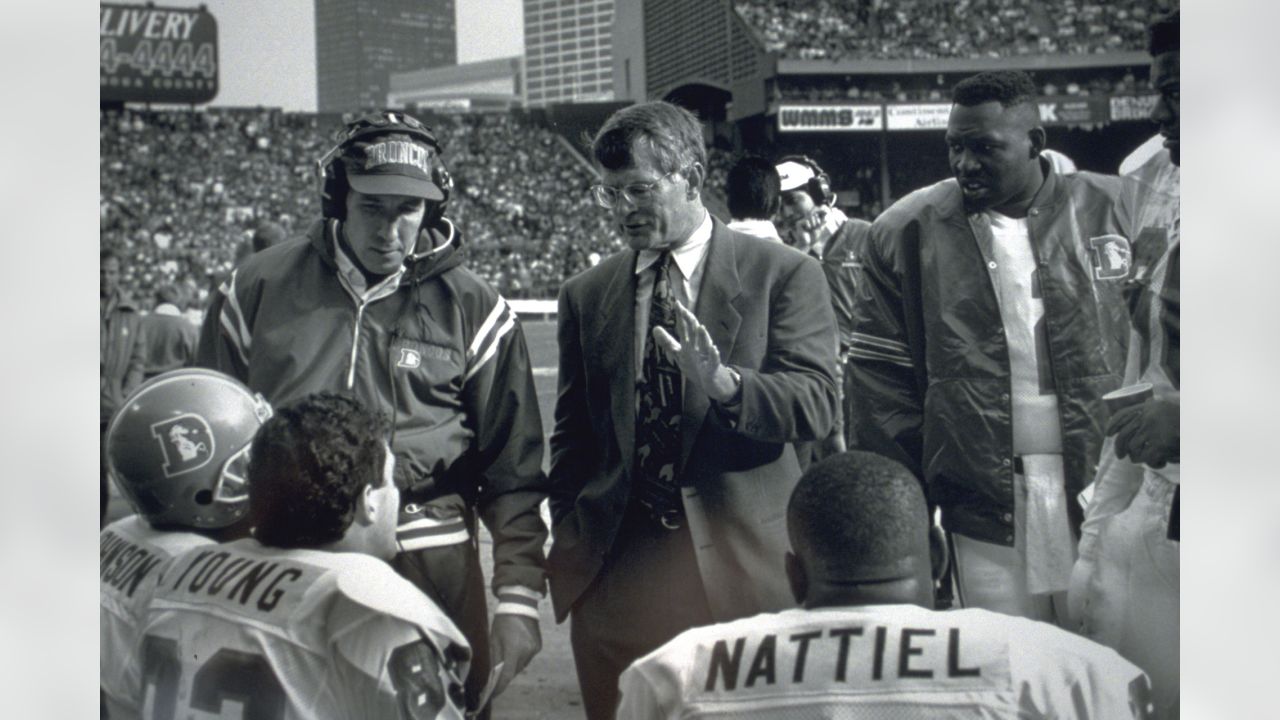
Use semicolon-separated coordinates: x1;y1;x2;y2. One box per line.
677;217;744;471
951;156;1061;227
633;210;713;280
595;215;747;475
307;217;466;296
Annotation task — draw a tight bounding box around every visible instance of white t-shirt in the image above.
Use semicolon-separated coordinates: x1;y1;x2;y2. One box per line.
100;515;214;720
137;538;469;719
617;604;1152;719
986;210;1062;455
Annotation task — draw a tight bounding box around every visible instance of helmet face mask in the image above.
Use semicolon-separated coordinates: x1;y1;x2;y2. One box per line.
211;443;252;505
106;369;272;531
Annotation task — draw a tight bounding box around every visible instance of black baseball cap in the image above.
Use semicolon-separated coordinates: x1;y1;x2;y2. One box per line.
342;131;446;201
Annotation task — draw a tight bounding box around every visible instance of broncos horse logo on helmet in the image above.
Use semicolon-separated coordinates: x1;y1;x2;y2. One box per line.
106;368;273;530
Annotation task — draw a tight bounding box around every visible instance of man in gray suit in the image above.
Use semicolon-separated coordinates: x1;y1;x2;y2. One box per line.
548;101;840;719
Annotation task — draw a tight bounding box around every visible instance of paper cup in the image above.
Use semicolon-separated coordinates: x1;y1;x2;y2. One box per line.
1102;382;1154;416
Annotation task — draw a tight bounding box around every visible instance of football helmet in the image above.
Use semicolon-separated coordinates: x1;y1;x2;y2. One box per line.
106;368;273;530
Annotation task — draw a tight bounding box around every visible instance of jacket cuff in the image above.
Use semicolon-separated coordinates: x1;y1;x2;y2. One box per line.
711;365;745;428
494;585;542;619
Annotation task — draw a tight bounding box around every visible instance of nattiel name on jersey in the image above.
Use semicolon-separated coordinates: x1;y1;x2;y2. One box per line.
702;624;999;693
101;530;168;599
160;547;318;615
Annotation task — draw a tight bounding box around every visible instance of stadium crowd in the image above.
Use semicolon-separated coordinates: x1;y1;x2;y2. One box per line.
777;69;1149;102
100;3;1186;717
441;113;619;298
735;0;1177;61
100;108;619;311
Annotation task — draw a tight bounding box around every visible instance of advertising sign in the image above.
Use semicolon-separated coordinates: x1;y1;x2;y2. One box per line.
101;4;219;104
1109;94;1159;122
778;104;884;132
885;103;952;131
1038;97;1108;126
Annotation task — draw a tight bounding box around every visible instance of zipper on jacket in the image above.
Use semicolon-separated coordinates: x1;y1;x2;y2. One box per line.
347;300;367;389
1024;207;1070;450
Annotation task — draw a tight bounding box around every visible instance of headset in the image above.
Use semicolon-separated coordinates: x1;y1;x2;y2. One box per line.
315;110;453;226
778;154;836;207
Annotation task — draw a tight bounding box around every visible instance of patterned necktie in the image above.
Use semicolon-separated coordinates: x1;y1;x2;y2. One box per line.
633;251;684;529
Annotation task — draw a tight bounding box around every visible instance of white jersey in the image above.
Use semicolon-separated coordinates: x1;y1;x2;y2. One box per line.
617;604;1152;719
101;515;214;720
137;538;469;720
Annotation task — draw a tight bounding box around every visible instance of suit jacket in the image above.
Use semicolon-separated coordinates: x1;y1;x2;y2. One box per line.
547;218;839;623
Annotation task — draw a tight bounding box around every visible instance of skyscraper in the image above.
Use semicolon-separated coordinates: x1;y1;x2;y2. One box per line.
315;0;457;113
523;0;615;106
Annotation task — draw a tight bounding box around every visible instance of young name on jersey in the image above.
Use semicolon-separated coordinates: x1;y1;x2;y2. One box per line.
157;545;317;617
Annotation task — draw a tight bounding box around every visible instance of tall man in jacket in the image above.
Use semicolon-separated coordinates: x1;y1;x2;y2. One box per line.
549;101;840;719
846;71;1132;625
195;111;547;718
1069;11;1181;718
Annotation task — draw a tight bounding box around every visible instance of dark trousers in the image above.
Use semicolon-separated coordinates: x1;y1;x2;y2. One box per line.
568;506;713;720
392;533;493;720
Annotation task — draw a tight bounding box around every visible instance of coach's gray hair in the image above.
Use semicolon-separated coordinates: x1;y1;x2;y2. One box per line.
591;101;707;177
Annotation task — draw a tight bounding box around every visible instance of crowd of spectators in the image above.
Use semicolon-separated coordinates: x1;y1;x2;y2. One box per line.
99;44;1150;307
100;108;620;308
100;109;324;309
438;113;619;298
735;0;1178;61
777;68;1149;103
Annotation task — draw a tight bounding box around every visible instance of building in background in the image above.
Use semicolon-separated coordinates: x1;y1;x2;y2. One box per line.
388;56;524;112
612;0;768;121
315;0;457;113
523;0;615;106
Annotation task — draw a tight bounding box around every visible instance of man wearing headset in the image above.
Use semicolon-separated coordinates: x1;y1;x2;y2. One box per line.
775;157;873;464
195;111;548;718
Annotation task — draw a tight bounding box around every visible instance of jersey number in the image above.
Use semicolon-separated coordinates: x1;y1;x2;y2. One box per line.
143;636;286;720
388;640;450;719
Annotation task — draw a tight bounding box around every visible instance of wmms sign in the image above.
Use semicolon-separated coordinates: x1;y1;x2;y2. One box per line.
778;105;883;132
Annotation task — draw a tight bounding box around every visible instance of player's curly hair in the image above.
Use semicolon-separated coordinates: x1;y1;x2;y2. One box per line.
249;392;390;548
787;451;929;579
952;70;1039;109
592;101;708;178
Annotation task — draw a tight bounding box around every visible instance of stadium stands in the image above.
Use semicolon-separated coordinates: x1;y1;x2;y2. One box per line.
100;109;619;307
734;0;1178;61
776;70;1149;102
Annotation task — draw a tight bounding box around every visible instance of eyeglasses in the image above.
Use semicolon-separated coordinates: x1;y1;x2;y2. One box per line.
591;167;684;209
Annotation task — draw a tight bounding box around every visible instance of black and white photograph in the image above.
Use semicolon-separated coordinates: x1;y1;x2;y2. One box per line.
1;0;1266;716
